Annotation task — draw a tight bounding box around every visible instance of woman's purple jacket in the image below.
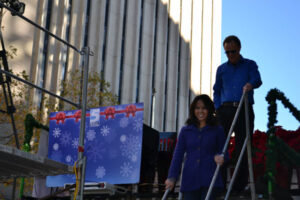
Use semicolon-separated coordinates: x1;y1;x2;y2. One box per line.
167;124;228;192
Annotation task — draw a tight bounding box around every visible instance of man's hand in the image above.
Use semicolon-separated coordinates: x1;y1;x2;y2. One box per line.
165;179;175;190
243;83;253;92
214;154;224;165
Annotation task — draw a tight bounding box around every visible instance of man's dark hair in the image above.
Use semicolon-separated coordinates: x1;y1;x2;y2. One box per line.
186;94;218;127
223;35;241;49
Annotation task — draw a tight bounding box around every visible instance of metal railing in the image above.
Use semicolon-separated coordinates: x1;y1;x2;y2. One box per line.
206;91;256;200
162;91;256;200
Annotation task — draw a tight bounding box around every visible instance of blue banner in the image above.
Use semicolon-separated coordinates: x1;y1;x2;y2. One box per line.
46;103;144;187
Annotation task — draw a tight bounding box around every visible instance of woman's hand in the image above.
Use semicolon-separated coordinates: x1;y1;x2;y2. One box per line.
214;154;224;165
165;179;175;190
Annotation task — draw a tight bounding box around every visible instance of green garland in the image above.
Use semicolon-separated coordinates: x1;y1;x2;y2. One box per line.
266;88;300;131
23;113;49;152
265;88;300;196
20;114;49;198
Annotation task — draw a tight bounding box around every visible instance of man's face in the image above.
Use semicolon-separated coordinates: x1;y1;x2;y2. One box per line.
224;41;240;65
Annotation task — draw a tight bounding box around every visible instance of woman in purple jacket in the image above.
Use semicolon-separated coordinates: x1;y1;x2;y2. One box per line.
165;94;227;200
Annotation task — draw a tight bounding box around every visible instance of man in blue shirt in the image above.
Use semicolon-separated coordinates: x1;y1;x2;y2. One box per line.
213;35;262;195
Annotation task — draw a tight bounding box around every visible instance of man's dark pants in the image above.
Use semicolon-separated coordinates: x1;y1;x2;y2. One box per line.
217;103;254;192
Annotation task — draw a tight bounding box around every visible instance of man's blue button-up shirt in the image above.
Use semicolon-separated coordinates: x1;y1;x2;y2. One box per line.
213;55;262;109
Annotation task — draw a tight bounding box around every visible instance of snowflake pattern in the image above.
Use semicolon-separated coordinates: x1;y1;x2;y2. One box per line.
119;117;129;128
48;104;143;186
120;162;133;177
121;135;141;162
130;168;139;181
72;137;79;149
100;125;110;136
53;128;61;138
96;166;106;178
60;132;71;146
86;143;106;162
131;155;137;162
86;129;96;141
65;155;73;163
120;135;126;143
53;143;59;151
133;118;143;132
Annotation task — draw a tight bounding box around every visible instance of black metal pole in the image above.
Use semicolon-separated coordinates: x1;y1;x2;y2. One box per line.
0;30;20;149
77;47;90;200
0;69;80;108
0;3;93;200
0;1;82;54
0;24;19;200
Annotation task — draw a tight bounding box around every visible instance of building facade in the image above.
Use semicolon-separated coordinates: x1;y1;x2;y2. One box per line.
4;0;222;132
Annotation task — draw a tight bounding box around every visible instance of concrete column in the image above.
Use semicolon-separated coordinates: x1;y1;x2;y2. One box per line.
66;0;86;75
120;0;141;105
29;0;46;104
200;0;213;96
103;0;125;95
32;0;49;105
165;0;180;131
177;0;192;131
45;0;67;105
190;0;203;98
152;0;168;131
88;0;107;73
138;0;156;125
211;0;222;97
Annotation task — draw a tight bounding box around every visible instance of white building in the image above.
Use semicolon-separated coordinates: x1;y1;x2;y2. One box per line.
3;0;222;132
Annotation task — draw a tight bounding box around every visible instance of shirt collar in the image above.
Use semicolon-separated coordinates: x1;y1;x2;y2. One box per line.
226;55;245;66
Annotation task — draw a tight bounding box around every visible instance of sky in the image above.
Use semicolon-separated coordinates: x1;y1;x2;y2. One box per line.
222;0;300;132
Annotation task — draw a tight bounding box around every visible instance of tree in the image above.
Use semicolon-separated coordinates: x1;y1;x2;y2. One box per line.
0;67;119;196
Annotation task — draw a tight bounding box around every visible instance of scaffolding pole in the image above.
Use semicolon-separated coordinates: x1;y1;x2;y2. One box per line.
0;2;92;200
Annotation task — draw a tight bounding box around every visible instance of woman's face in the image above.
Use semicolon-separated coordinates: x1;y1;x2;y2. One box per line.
194;100;208;125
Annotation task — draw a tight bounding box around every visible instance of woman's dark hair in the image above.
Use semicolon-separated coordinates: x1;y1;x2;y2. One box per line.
185;94;218;127
223;35;241;49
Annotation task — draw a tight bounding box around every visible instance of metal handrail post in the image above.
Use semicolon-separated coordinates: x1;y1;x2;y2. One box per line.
244;93;256;200
162;189;169;200
224;134;249;200
178;192;183;200
77;47;90;200
177;158;185;200
205;92;246;200
224;93;256;200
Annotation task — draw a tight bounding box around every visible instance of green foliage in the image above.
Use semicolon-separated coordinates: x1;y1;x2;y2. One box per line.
0;70;33;146
1;68;119;195
46;69;119;112
1;69;119;146
265;88;300;195
23;114;49;152
266;88;300;132
6;45;17;59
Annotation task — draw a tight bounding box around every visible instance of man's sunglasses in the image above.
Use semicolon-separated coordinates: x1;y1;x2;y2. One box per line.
225;50;237;55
